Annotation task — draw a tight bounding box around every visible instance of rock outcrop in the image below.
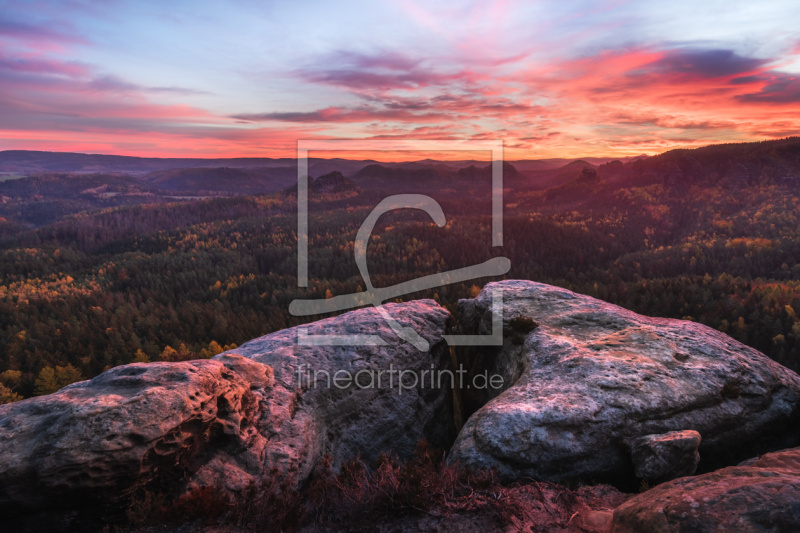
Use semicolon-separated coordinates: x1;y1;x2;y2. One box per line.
611;446;800;532
0;300;455;517
449;280;800;485
5;279;800;527
310;170;359;193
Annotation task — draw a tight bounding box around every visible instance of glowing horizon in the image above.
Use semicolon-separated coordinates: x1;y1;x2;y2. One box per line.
1;0;799;159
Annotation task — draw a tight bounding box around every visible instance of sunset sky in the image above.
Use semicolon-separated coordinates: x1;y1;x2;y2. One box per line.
1;0;799;159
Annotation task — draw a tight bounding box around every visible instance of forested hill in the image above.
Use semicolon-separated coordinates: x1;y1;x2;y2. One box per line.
607;137;800;188
2;138;800;404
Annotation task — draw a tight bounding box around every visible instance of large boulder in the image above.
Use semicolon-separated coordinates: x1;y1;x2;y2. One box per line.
611;447;800;532
220;299;456;482
0;300;455;518
448;280;800;485
0;354;272;512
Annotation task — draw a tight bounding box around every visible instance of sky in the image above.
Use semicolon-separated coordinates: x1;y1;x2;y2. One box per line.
1;0;799;160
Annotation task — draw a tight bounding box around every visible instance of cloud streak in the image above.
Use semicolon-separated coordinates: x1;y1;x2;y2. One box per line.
737;74;800;103
0;16;88;46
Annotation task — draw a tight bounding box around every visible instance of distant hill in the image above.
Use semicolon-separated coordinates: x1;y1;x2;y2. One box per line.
0;150;296;174
545;166;603;202
456;161;520;181
510;156;637;172
0;149;639;177
618;137;800;189
353;164;447;184
142;166;296;194
0;172;154;198
521;137;800;210
0;173;162;227
3;139;800;228
517;138;800;197
310;171;359;193
353;161;520;187
306;159;379;177
519;159;598;190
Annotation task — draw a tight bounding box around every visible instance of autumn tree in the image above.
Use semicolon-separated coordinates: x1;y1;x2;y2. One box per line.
0;383;21;404
33;365;85;396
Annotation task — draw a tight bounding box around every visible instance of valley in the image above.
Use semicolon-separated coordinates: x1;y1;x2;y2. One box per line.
2;138;800;402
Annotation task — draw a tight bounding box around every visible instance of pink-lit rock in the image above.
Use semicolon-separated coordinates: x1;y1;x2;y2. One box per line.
449;280;800;485
612;446;800;532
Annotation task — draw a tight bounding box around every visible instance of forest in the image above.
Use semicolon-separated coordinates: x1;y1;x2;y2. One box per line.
2;138;800;402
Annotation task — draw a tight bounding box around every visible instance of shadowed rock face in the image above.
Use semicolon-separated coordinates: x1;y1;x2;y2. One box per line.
629;430;701;483
449;280;800;486
0;300;455;517
611;447;800;533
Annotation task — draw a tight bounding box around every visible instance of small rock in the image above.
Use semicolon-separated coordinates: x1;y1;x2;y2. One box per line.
629;430;701;483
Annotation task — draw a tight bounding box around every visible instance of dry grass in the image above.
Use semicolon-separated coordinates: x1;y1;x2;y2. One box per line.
305;440;499;528
121;440;628;532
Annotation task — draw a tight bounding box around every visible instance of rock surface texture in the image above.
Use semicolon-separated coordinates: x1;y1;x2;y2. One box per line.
611;446;800;532
629;430;701;483
0;354;271;512
0;300;455;516
449;280;800;485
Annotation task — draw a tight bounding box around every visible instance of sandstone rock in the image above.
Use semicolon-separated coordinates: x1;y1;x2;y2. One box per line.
629;430;701;483
611;447;800;532
0;354;272;512
220;299;456;479
449;280;800;485
0;300;455;518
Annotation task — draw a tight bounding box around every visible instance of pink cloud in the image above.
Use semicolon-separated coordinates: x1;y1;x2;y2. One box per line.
0;17;87;44
231;106;454;124
0;53;91;77
0;16;89;54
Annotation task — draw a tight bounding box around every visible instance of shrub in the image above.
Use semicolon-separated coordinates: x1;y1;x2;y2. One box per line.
506;316;539;345
509;316;539;334
305;440;497;528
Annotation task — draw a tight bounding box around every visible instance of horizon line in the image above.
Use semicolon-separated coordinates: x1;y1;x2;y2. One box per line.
3;137;796;163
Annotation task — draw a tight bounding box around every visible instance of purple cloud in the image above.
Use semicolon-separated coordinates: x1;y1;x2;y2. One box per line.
0;55;90;77
738;74;800;103
294;49;466;91
0;16;88;45
88;74;209;96
638;49;768;79
229;106;450;123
